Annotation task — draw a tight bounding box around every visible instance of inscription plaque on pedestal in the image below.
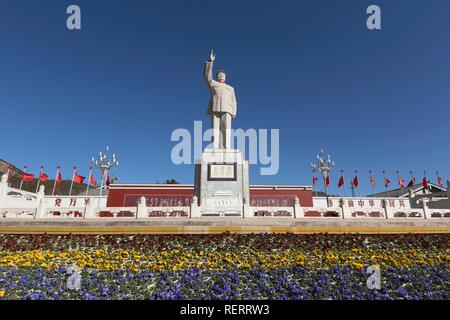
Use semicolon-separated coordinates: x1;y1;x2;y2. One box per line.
207;163;237;181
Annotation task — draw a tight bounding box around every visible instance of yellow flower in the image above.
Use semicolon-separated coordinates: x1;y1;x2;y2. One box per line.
351;262;364;269
0;290;5;297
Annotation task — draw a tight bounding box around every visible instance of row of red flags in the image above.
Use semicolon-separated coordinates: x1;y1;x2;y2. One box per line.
312;170;445;190
13;166;110;187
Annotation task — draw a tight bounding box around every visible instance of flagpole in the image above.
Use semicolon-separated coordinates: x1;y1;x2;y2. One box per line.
409;170;415;193
312;170;315;197
369;170;375;197
355;170;361;197
312;169;317;197
35;166;43;193
68;166;76;197
436;170;439;187
436;170;444;197
342;170;346;197
350;179;355;197
397;171;404;197
329;171;333;198
423;170;428;192
52;166;59;196
314;171;317;197
373;171;375;196
383;170;390;197
86;167;93;196
19;166;27;190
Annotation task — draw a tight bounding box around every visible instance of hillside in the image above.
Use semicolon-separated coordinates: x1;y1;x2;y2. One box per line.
0;159;89;196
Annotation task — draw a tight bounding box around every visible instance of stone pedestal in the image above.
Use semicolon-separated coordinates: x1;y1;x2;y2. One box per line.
420;198;430;219
194;149;249;217
341;198;352;219
190;195;201;218
136;196;147;218
35;198;47;219
84;197;95;219
293;197;304;218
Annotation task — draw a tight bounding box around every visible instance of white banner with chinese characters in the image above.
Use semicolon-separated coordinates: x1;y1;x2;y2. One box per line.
313;197;411;209
44;196;108;208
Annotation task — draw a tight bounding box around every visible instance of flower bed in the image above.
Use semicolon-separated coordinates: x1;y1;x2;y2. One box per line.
0;233;448;300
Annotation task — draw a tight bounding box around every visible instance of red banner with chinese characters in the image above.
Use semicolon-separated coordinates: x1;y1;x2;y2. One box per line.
250;196;295;207
124;195;193;207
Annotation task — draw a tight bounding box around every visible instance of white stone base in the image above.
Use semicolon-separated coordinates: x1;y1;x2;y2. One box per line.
194;149;249;217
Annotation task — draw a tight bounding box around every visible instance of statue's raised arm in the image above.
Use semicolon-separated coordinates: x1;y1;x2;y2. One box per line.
209;49;215;62
204;49;215;85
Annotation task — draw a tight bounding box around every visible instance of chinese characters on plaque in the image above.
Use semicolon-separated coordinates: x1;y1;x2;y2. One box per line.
207;164;236;181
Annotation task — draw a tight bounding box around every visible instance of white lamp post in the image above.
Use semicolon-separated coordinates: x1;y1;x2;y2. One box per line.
311;149;335;207
91;146;119;207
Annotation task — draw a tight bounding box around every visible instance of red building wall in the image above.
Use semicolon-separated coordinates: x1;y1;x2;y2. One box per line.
107;184;313;207
250;186;313;207
107;185;194;207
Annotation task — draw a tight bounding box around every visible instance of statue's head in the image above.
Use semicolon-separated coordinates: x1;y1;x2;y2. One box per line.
216;70;226;83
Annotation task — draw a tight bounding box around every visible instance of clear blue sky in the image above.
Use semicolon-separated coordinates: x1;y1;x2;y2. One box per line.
1;0;449;196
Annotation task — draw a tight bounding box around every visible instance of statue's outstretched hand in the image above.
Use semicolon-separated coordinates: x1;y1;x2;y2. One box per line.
209;49;216;62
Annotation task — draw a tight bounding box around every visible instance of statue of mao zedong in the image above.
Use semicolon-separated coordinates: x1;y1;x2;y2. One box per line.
204;50;237;149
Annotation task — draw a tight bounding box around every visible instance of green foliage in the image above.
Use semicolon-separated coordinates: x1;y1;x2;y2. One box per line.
164;179;180;184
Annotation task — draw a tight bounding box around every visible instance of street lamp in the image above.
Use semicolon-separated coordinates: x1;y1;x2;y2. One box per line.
91;146;119;207
311;149;335;207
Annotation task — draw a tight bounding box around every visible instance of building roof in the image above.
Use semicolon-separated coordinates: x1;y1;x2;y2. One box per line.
371;183;446;198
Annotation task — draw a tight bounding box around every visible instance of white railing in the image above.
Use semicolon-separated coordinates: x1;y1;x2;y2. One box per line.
44;206;87;218
90;206;190;219
428;209;450;218
346;207;385;218
145;206;190;218
391;209;423;218
93;207;138;218
250;206;295;218
0;208;36;218
303;206;342;218
0;200;449;220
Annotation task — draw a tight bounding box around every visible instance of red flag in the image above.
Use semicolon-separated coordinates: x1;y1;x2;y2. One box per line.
106;175;111;187
384;178;390;188
73;173;85;184
338;175;344;188
422;176;428;189
325;176;330;186
89;174;97;186
398;176;405;188
22;173;34;182
312;176;318;186
39;172;48;183
353;176;359;187
370;175;376;188
407;177;416;188
437;176;443;187
56;171;62;186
